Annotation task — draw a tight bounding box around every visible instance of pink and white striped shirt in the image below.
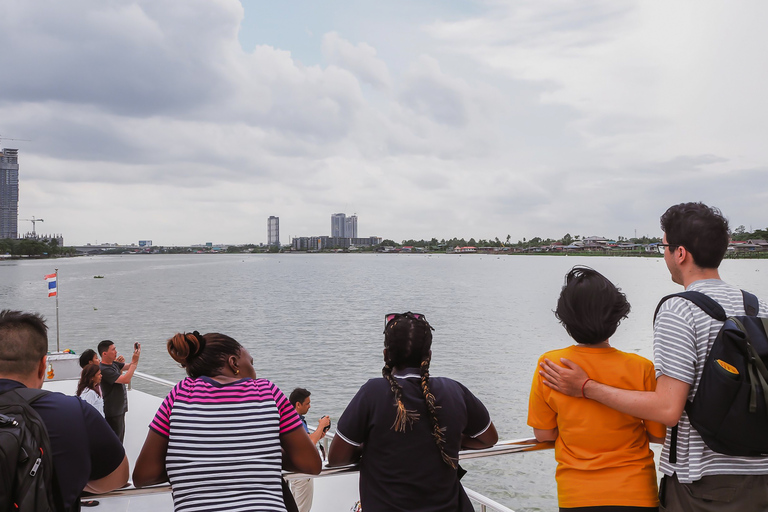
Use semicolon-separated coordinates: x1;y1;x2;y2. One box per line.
150;376;302;512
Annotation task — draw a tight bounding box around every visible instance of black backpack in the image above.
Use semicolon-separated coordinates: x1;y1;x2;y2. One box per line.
0;388;59;512
654;290;768;459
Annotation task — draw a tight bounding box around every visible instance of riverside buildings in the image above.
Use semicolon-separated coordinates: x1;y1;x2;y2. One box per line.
267;216;280;246
330;213;357;238
0;148;19;239
291;213;379;250
291;236;382;251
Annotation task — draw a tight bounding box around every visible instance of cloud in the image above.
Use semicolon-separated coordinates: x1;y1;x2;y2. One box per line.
321;32;392;89
1;0;767;245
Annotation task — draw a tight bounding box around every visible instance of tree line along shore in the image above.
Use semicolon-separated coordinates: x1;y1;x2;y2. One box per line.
2;224;766;258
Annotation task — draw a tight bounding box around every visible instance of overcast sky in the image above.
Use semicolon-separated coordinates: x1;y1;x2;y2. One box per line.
2;0;767;246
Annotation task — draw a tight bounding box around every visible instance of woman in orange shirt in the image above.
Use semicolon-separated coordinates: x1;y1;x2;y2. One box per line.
528;266;666;512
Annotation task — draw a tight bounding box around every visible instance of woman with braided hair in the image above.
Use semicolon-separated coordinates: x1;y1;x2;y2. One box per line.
329;312;498;512
133;331;321;512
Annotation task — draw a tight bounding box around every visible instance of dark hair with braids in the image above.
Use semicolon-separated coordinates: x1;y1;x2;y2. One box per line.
382;312;456;469
167;331;242;378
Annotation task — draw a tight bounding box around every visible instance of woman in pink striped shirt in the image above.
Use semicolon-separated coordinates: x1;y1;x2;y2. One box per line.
133;331;320;512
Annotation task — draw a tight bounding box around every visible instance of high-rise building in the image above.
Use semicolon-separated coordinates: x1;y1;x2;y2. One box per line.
345;214;358;239
0;148;19;240
267;216;280;246
331;213;346;237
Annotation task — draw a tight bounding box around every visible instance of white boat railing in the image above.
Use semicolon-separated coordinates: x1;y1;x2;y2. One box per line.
465;488;516;512
131;371;177;388
126;371;553;512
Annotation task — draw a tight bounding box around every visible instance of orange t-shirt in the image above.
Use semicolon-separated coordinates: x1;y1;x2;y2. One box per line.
527;345;666;508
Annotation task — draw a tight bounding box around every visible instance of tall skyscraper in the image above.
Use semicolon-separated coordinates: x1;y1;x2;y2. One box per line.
267;216;280;246
345;214;358;238
0;148;19;240
331;213;346;237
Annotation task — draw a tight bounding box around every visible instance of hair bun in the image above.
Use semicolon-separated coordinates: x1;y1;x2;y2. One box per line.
188;331;206;359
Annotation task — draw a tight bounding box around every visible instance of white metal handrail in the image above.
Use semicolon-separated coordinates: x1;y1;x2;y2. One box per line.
125;373;551;511
132;371;178;388
465;488;516;512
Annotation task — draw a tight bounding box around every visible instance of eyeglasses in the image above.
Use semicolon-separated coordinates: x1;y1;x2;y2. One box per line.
384;312;432;331
656;243;679;254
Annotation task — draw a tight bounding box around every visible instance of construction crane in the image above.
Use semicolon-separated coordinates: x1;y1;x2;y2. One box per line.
20;216;44;237
0;134;31;145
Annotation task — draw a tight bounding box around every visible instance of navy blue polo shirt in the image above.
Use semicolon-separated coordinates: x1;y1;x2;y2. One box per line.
336;369;492;512
0;379;125;512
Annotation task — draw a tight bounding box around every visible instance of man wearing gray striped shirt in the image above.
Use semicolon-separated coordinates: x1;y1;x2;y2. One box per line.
540;202;768;511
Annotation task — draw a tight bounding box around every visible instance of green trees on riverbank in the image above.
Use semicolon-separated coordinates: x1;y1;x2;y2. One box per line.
396;234;661;250
396;225;767;251
0;238;76;257
732;225;768;241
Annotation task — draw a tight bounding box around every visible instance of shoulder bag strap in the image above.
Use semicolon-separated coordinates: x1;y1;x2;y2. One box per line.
730;317;768;413
669;425;678;464
8;388;65;510
654;290;727;323
742;290;760;317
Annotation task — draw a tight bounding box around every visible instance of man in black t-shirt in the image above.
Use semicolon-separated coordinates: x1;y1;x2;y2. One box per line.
0;310;128;512
98;339;140;442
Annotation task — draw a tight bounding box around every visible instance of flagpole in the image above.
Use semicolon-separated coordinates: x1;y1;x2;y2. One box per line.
55;268;60;352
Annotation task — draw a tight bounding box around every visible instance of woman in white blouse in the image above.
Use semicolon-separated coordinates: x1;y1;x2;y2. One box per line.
77;363;104;417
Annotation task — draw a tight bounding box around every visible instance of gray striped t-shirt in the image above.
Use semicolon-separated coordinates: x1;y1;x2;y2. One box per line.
654;278;768;482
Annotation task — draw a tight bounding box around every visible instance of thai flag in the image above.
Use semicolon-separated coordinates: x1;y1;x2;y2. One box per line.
44;273;57;297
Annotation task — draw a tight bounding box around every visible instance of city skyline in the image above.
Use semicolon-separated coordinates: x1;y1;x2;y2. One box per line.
2;2;768;245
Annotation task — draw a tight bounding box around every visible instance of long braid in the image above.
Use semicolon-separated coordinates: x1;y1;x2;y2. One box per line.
420;357;456;469
383;363;419;431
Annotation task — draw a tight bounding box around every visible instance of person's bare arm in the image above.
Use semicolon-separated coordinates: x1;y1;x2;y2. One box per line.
533;427;558;442
281;427;322;474
648;431;666;444
327;435;362;466
308;416;330;445
133;430;169;487
115;346;141;384
84;455;129;493
461;421;498;449
539;358;690;426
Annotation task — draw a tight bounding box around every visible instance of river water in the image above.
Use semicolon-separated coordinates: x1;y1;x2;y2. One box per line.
2;253;767;511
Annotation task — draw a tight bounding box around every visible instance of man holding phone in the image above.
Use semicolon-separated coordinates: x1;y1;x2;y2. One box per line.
98;339;141;442
288;387;330;512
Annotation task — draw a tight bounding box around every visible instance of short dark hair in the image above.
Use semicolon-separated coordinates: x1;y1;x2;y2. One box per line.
0;310;49;375
660;202;729;269
97;340;114;357
289;388;311;406
555;266;631;345
79;348;97;368
167;332;242;379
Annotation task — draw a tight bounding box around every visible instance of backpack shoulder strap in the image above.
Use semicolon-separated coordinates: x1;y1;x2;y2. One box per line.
742;290;760;317
0;387;63;510
653;290;727;323
0;387;49;404
11;388;50;406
